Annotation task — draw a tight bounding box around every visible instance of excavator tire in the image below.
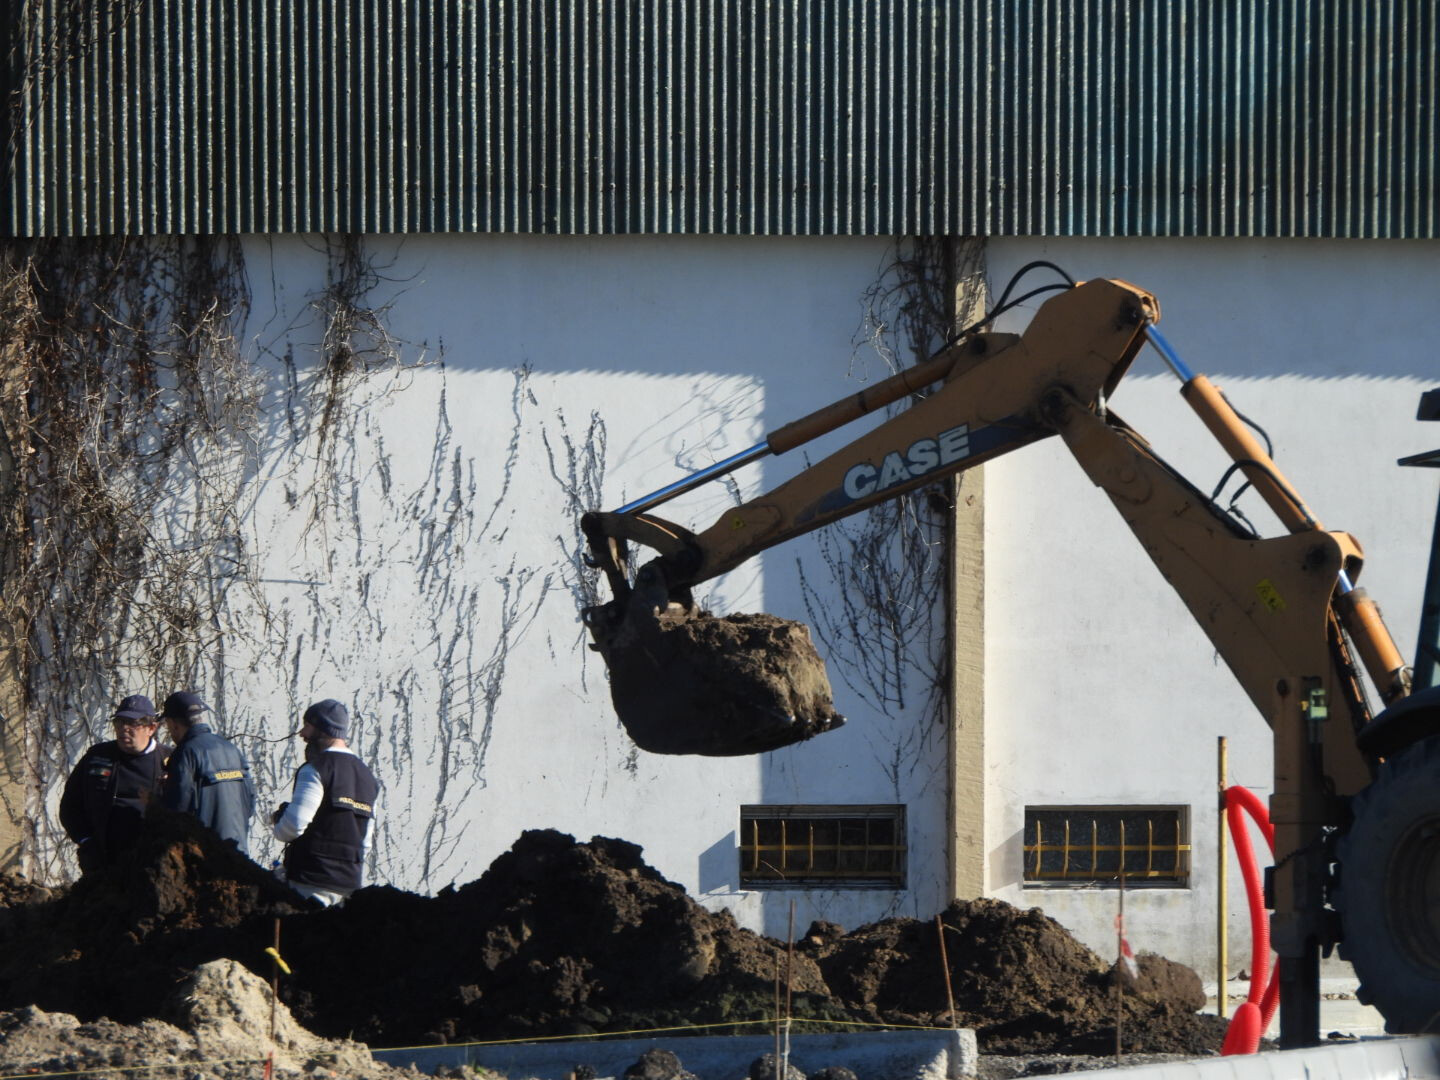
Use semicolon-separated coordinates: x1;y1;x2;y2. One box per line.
1334;733;1440;1034
591;599;845;756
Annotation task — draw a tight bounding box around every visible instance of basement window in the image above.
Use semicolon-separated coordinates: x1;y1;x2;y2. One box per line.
739;805;906;889
1023;806;1190;888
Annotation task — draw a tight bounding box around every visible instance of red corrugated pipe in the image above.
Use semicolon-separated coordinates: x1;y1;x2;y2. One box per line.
1220;784;1280;1054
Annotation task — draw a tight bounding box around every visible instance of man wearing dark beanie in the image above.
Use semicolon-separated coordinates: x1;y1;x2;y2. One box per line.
272;698;380;907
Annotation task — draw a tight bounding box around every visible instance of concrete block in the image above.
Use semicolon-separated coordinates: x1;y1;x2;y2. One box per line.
372;1027;978;1080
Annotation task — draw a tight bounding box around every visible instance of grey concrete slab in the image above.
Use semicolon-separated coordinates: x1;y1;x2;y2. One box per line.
372;1028;978;1080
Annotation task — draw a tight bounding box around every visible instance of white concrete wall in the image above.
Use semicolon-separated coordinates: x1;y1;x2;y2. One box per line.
224;234;950;938
141;232;1438;976
982;237;1440;973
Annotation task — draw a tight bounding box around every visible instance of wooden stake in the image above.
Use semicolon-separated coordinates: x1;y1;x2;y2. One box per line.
773;951;782;1067
1116;824;1125;1061
785;901;795;1018
782;901;795;1080
936;914;957;1027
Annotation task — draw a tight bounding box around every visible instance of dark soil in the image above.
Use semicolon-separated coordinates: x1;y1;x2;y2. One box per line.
0;816;1225;1057
593;604;845;756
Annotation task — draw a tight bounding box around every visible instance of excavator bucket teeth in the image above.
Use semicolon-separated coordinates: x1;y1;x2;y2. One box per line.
587;600;845;756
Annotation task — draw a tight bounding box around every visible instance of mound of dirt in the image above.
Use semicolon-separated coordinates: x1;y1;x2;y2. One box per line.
0;810;307;1022
276;826;848;1045
592;603;845;756
0;820;1224;1058
802;903;1220;1054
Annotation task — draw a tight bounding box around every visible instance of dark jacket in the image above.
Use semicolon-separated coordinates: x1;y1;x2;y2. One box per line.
59;738;171;871
282;751;378;893
160;722;256;853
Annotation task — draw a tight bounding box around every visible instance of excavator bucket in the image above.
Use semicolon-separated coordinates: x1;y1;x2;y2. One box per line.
585;591;845;756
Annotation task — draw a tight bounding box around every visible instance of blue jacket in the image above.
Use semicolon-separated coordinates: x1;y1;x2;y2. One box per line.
161;722;256;853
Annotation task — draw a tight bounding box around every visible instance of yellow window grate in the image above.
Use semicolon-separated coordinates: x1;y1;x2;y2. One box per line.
739;805;906;889
1023;807;1190;886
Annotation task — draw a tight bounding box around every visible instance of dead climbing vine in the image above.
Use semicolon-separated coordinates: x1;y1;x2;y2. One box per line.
247;234;497;889
0;236;265;879
0;227;478;888
540;402;635;771
282;234;415;537
797;237;987;766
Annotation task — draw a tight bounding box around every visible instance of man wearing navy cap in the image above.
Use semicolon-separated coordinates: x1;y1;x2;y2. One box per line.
272;699;379;907
159;691;256;853
59;694;173;874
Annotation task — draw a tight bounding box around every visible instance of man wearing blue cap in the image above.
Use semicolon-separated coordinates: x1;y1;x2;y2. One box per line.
159;691;256;853
272;699;379;907
59;694;173;874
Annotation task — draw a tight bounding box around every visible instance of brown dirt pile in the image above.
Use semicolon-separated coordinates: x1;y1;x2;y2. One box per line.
0;818;1225;1057
801;908;1216;1055
595;606;845;755
0;813;307;1021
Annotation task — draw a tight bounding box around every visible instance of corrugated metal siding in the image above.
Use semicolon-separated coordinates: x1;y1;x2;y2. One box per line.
3;1;1435;237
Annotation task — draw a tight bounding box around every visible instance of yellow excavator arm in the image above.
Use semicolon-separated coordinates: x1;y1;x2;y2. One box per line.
581;276;1439;1042
584;279;1405;739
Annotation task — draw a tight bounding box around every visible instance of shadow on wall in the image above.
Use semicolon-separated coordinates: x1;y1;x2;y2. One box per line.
989;829;1026;893
698;830;739;896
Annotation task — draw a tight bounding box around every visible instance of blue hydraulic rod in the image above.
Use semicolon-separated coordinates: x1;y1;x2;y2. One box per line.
1145;325;1196;383
611;329;972;516
614;442;772;516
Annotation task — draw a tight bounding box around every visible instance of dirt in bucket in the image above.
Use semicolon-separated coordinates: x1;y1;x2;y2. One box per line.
595;604;846;756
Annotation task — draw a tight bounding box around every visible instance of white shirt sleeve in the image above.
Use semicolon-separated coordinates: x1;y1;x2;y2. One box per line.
362;786;378;865
273;762;324;842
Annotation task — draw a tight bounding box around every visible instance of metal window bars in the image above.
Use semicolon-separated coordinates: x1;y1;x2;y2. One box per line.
740;810;906;886
1024;810;1190;885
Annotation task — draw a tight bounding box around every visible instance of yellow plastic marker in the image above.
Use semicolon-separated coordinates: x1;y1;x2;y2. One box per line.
264;946;292;975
